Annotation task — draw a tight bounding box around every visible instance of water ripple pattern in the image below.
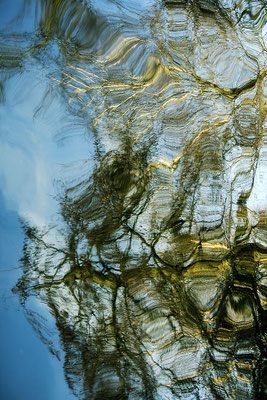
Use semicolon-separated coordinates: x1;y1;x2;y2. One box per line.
1;0;266;399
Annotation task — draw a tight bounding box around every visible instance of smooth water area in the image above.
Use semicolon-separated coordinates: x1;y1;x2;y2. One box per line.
0;1;266;399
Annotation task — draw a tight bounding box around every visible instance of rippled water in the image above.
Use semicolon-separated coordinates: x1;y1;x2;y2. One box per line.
1;0;266;399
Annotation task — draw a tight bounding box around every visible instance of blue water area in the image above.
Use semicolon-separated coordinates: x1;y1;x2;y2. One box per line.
0;193;76;400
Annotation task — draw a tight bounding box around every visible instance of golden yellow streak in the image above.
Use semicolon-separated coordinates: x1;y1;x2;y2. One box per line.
190;118;231;147
213;364;236;385
111;103;134;131
149;158;173;172
144;329;184;345
171;117;231;170
81;90;102;110
160;363;211;386
236;361;257;369
145;330;202;356
236;375;251;383
93;91;141;126
224;316;255;325
162;343;206;362
201;242;230;250
104;37;142;66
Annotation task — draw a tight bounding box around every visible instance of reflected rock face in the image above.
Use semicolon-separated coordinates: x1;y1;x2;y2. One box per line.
10;0;267;399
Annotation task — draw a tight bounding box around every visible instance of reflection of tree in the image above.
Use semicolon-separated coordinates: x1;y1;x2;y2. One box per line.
16;146;267;398
4;0;267;398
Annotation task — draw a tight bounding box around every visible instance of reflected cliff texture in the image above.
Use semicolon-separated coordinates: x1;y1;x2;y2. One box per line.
2;0;266;398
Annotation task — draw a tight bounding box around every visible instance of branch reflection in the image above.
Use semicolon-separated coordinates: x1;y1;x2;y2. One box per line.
5;0;266;398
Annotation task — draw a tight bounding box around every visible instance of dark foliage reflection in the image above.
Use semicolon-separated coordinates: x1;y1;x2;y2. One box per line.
2;0;266;398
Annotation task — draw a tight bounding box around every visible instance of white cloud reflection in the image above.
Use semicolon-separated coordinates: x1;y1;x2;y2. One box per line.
0;71;92;227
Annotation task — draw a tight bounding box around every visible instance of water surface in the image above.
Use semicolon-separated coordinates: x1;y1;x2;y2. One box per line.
0;0;266;399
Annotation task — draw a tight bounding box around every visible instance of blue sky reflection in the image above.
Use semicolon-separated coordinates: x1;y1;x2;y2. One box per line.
0;2;91;399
